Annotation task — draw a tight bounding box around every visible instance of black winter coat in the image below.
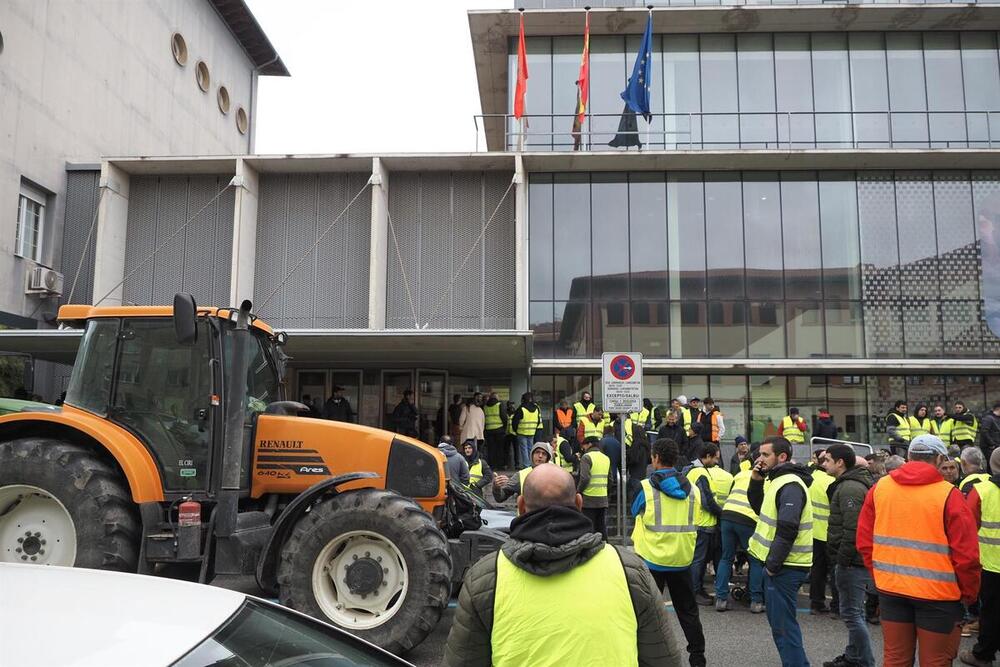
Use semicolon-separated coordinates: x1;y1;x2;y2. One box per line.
826;465;875;568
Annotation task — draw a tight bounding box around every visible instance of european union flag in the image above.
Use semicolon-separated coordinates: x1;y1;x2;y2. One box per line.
621;14;653;122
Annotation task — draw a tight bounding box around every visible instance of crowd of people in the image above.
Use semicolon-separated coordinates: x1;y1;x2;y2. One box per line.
441;395;1000;667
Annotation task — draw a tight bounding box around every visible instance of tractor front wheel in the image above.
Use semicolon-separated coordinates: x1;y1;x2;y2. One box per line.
0;438;139;571
276;488;452;655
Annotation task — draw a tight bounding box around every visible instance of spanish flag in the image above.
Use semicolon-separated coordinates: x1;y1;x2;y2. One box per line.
571;10;590;151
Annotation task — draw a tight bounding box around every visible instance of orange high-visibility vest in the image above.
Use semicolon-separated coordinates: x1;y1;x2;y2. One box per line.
707;411;723;443
871;473;961;601
556;408;574;430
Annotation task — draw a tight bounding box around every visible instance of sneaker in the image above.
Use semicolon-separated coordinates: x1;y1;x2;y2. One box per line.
959;650;994;667
750;601;766;614
715;597;729;612
695;592;714;606
962;620;981;637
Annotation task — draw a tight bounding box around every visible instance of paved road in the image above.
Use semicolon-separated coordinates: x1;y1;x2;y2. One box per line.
212;573;978;666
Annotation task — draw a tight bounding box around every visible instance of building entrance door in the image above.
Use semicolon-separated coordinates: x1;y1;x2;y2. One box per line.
382;371;414;433
417;369;448;445
294;369;361;421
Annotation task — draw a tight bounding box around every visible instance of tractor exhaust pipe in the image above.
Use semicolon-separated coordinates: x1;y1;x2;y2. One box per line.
216;299;254;538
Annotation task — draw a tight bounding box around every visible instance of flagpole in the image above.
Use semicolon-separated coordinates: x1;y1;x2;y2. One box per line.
645;5;653;151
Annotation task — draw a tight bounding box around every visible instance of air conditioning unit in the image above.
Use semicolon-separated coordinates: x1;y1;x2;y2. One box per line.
27;266;64;296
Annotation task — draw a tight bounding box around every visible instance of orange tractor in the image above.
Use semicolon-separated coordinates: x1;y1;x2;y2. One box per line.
0;296;502;653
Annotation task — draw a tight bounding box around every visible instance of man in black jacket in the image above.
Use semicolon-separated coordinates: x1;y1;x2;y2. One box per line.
322;386;354;422
445;464;682;666
823;443;876;667
390;389;418;437
981;402;1000;458
815;409;840;444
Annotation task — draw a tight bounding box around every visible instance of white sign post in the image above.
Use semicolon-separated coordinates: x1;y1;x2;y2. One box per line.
602;353;643;542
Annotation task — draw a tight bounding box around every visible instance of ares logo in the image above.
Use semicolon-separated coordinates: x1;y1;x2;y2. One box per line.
260;440;304;449
297;465;328;475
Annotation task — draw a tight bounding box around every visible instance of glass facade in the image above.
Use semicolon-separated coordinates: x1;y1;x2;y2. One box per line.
507;32;1000;150
521;0;1000;7
529;170;1000;358
531;373;1000;446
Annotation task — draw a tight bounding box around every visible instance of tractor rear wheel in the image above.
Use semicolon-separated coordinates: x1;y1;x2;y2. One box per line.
0;438;139;571
276;488;452;655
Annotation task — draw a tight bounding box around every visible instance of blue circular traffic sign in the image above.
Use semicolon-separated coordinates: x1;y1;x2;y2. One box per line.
609;354;636;381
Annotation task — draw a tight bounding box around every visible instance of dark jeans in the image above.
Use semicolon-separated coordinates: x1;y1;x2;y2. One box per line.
879;592;962;667
582;507;607;540
835;565;875;667
651;568;707;667
484;429;505;468
690;529;717;594
715;519;763;603
973;570;1000;662
810;539;839;610
515;435;533;468
762;564;811;666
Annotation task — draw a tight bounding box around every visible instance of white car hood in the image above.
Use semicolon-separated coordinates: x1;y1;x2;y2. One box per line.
0;563;244;666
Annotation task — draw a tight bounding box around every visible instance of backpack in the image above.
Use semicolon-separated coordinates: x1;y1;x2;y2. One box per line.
442;480;483;538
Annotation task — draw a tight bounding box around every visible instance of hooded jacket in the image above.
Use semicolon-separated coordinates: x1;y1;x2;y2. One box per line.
630;468;694;571
493;443;553;503
444;505;683;667
856;461;981;605
439;443;470;487
748;462;814;573
461;441;492;496
826;464;874;568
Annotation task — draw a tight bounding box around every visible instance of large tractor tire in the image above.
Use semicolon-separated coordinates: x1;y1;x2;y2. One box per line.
0;438;139;571
277;488;452;655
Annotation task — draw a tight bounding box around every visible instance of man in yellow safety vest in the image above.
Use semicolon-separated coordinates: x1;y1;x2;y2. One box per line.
492;442;553;511
511;392;543;469
779;407;808;446
631;437;708;667
748;437;815;666
445;464;683;667
808;448;837;616
686;442;734;605
578;435;611;540
961;447;1000;667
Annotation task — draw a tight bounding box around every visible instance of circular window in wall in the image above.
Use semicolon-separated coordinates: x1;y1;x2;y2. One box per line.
171;33;187;66
236;106;249;135
196;61;210;92
217;86;230;114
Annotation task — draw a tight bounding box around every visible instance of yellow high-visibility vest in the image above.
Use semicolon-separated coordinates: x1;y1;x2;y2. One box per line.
721;470;758;522
582;450;610;498
484;402;503;431
632;478;701;568
516;407;541;436
491;544;638;667
810;468;834;542
782;416;805;444
978;481;1000;574
686;465;734;529
749;474;814;567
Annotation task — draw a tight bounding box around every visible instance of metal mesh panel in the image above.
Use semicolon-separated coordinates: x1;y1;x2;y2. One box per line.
386;171;516;330
345;173;371;328
387;173;422;329
60;170;100;304
254;175;288;323
866;374;906;443
484;172;517;329
971;173;1000;354
451;172;483;329
124;176;234;307
123;177;157;305
253;173;371;328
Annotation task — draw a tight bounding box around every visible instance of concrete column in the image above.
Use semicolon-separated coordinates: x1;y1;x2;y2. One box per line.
514;154;528;331
230;159;259;305
91;162;130;306
511;366;530;404
367;157;389;330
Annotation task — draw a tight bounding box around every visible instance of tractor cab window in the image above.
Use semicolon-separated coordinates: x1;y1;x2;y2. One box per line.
65;318;119;416
110;318;213;491
224;329;281;425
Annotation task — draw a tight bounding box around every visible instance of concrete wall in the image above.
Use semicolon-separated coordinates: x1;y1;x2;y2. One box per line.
0;0;259;320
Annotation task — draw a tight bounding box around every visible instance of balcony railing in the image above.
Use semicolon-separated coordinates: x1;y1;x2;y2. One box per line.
518;0;1000;8
474;111;1000;152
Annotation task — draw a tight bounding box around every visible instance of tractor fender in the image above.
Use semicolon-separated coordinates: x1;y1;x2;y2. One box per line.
255;471;380;594
0;406;164;502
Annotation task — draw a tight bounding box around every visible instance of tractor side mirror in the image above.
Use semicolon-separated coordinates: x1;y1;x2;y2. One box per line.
173;293;198;345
